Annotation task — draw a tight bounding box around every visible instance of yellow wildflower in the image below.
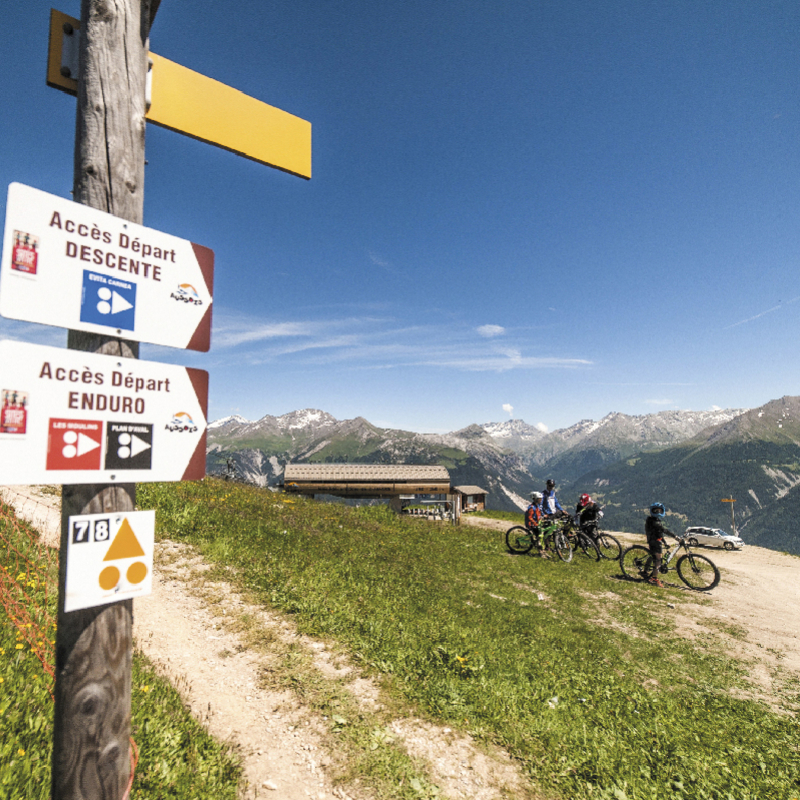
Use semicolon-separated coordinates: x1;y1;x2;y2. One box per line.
15;644;24;650
17;748;25;756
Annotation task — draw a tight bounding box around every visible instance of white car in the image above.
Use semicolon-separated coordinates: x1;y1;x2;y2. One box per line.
684;526;744;551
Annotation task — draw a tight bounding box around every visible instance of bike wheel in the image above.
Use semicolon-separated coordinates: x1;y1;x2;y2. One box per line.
506;526;534;555
596;533;622;561
577;533;601;561
620;545;653;581
677;553;720;591
553;529;573;563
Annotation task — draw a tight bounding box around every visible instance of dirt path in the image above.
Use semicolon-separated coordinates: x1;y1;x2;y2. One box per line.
0;487;537;800
464;515;800;691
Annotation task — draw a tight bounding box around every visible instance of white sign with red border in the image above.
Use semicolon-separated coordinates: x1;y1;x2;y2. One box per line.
0;182;214;351
0;340;207;484
65;510;155;612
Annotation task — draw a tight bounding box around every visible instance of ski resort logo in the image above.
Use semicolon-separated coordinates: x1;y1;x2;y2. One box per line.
165;411;198;433
170;283;203;306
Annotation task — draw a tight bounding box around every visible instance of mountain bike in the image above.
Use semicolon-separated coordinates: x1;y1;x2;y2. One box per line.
582;521;622;560
505;518;573;562
561;516;601;561
620;536;720;591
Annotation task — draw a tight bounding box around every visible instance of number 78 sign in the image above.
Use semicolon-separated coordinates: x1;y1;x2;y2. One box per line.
65;510;155;611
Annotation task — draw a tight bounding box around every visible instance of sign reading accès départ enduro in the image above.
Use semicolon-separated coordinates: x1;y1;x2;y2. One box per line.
0;340;207;485
65;510;155;612
0;182;214;351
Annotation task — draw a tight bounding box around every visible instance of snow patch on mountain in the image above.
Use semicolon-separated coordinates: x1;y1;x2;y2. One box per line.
208;415;250;429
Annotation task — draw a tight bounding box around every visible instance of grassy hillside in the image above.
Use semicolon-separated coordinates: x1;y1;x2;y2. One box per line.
138;479;800;800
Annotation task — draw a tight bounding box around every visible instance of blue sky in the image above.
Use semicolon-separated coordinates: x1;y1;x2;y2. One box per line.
2;1;799;433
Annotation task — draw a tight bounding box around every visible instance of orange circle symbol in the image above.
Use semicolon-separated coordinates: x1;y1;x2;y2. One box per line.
127;561;148;585
99;565;120;591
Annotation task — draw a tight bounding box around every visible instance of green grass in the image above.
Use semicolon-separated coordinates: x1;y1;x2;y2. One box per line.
0;500;242;800
472;508;525;523
138;479;800;800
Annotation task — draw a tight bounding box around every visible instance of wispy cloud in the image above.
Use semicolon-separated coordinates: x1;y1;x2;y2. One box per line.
645;398;674;406
477;324;505;338
724;295;800;329
368;251;404;276
502;403;513;417
535;422;549;433
209;309;593;375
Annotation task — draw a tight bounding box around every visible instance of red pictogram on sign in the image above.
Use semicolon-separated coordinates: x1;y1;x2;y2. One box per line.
46;418;103;470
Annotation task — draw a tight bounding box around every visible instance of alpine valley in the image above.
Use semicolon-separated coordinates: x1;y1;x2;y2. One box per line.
206;398;800;555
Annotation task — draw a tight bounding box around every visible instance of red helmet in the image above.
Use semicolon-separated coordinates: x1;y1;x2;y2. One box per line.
578;493;591;508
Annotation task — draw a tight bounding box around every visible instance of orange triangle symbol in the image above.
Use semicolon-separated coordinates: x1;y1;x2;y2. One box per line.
103;518;146;561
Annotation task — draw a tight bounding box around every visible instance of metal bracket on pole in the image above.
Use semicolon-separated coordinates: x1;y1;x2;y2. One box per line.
60;22;80;80
146;57;153;111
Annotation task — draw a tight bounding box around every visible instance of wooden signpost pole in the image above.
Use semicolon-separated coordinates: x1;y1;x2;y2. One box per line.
52;1;158;797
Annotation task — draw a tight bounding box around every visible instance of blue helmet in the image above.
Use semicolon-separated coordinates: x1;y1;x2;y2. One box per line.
650;502;666;518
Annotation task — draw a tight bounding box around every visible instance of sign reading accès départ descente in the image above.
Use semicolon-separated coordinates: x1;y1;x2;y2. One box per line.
65;510;155;611
0;340;207;485
0;183;214;351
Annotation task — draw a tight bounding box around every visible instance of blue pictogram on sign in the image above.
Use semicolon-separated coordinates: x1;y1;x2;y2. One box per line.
80;270;137;331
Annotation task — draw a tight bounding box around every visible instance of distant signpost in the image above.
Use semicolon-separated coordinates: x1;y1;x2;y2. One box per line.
721;497;736;535
1;183;214;351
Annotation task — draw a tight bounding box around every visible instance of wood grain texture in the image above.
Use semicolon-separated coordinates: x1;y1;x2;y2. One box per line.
53;1;156;797
72;0;149;221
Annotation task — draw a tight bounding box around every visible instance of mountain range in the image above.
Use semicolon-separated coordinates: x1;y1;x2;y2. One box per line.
206;399;800;555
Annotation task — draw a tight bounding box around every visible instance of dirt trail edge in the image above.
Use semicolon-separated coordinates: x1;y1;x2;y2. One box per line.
1;487;537;800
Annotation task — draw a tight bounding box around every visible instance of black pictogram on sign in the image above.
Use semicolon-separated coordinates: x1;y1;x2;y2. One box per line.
104;422;153;470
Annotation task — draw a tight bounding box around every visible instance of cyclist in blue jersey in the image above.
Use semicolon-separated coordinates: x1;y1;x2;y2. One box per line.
542;479;565;518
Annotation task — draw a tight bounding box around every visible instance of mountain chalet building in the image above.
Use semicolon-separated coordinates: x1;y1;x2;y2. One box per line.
281;464;487;519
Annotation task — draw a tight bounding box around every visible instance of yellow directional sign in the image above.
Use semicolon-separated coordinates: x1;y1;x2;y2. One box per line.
47;10;311;179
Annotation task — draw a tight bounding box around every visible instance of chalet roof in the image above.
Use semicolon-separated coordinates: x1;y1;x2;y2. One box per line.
283;464;450;483
453;485;488;495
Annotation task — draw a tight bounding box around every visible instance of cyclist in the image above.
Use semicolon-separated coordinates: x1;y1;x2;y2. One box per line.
542;479;565;518
575;493;603;538
525;491;543;528
645;502;677;587
525;491;549;556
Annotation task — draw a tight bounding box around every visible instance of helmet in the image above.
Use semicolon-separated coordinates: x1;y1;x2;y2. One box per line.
578;493;591;508
650;502;666;518
546;479;555;490
530;491;543;503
